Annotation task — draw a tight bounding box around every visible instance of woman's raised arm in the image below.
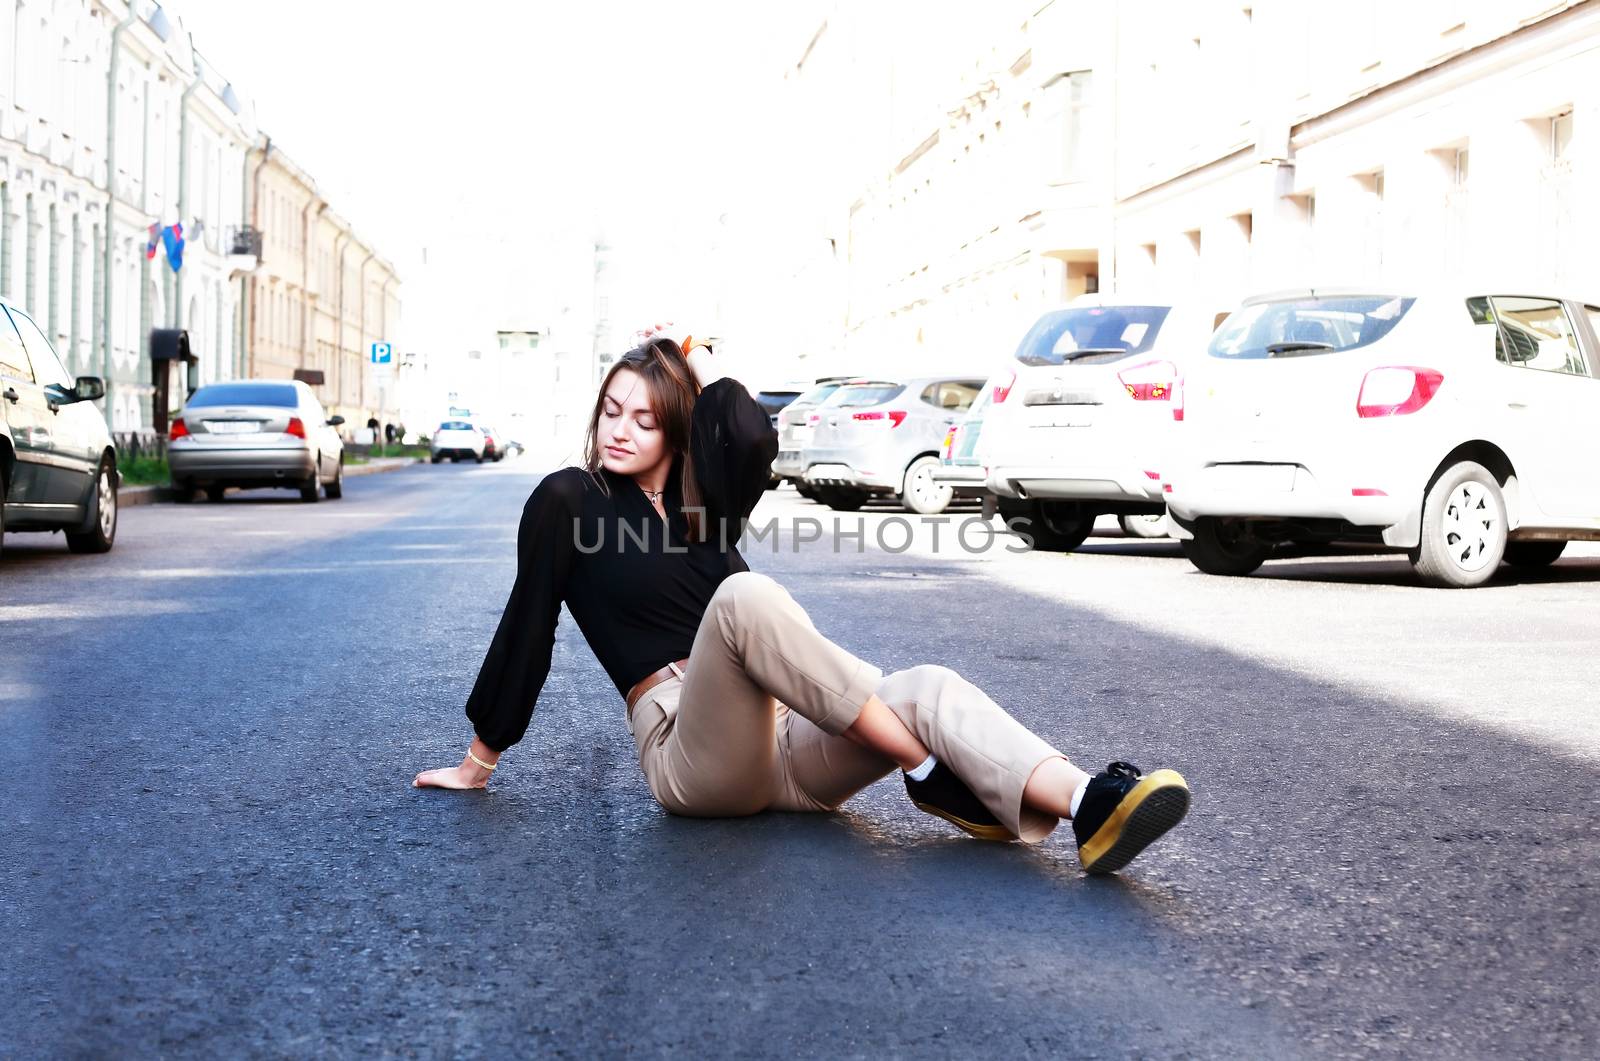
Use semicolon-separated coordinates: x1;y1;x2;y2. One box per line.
689;375;780;534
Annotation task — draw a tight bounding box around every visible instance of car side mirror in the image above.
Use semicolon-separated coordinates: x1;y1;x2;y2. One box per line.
74;376;105;402
327;415;345;427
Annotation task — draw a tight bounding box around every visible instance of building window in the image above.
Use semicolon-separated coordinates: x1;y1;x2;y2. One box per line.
1043;70;1093;185
1452;146;1469;188
1550;111;1573;163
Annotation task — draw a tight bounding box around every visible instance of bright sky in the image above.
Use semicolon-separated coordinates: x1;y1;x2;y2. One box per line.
171;0;823;360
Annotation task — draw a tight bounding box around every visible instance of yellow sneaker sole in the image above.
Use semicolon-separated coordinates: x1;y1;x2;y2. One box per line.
912;801;1018;842
1078;769;1190;874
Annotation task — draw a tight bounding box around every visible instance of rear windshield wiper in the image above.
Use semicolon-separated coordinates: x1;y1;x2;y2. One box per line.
1061;347;1129;361
1016;348;1132;367
1264;340;1336;356
1264;341;1335;357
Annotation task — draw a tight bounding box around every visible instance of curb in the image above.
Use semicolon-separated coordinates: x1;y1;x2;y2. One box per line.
116;457;422;506
343;457;423;478
117;484;174;507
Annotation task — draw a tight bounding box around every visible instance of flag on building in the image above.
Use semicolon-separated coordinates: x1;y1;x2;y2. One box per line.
161;223;185;273
145;223;160;261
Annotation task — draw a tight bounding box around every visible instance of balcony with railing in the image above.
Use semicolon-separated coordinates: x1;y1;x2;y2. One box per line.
227;225;263;276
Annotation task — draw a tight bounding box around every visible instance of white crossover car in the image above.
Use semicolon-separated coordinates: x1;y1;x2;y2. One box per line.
1163;289;1600;587
980;296;1223;549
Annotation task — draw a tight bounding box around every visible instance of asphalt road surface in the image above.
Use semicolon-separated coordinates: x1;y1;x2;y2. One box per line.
4;461;1598;1058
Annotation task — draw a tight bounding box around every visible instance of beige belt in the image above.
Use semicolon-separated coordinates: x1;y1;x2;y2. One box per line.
625;658;689;721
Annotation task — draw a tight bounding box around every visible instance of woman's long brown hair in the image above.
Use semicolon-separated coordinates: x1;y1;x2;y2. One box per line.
582;337;707;541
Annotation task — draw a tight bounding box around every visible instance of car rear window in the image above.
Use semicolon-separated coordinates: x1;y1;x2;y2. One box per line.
825;383;904;407
1208;296;1415;360
438;421;476;431
1015;306;1172;366
188;383;299;407
755;392;800;415
794;382;844;406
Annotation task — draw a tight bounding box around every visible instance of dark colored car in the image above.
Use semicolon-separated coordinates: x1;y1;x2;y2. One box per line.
1;297;118;557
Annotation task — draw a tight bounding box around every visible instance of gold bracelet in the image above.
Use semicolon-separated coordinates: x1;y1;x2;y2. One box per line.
467;749;498;772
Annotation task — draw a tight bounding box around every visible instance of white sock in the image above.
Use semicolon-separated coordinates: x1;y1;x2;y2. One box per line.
1069;779;1088;818
904;753;937;782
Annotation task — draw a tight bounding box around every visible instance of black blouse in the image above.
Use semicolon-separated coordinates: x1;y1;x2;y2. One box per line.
464;377;781;751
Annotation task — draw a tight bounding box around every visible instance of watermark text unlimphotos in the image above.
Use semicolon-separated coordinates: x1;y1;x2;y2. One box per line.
571;510;1045;555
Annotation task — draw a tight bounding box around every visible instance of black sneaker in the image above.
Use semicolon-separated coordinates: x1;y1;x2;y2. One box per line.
904;761;1017;842
1072;761;1190;874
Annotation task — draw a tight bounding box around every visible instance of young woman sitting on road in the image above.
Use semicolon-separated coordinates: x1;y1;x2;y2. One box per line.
414;328;1190;874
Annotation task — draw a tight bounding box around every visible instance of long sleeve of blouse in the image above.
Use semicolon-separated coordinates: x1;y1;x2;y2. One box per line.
463;470;580;752
690;376;780;531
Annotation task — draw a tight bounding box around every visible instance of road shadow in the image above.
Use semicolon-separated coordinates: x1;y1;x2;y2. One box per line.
5;470;1598;1056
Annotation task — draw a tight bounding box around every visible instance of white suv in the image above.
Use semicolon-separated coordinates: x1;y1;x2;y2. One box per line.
431;420;486;463
980;296;1221;549
1163;289;1600;587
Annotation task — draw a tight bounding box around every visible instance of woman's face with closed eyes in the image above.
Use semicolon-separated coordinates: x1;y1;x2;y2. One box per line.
597;368;669;478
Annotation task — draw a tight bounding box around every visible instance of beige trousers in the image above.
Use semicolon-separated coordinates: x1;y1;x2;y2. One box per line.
628;571;1065;843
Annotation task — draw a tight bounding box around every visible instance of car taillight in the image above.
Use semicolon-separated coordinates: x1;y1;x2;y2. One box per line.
169;417;189;440
286;417;307;439
1356;367;1444;418
941;425;959;459
993;371;1016;404
1117;360;1177;402
807;412;821;424
1172;375;1185;421
852;409;907;427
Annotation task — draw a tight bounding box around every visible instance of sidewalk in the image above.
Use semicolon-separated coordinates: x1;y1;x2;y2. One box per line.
118;457;421;507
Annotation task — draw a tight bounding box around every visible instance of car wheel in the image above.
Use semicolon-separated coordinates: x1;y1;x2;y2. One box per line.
997;497;1094;551
431;454;442;464
0;467;7;560
1179;517;1271;576
819;486;868;512
171;478;196;503
206;485;227;503
1119;512;1170;539
300;461;322;503
1031;500;1095;551
901;455;953;515
324;460;344;500
475;452;485;464
1410;461;1506;588
66;457;118;554
1503;540;1565;568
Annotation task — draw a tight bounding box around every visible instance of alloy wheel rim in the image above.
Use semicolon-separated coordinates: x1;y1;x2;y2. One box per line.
910;462;948;508
1443;481;1497;572
99;468;116;536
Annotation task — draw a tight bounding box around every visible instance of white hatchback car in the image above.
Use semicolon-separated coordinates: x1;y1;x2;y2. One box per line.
980;296;1223;549
1163;289;1600;587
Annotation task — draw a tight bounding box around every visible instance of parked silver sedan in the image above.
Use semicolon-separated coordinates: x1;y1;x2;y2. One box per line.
801;374;987;513
168;380;345;503
773;376;856;497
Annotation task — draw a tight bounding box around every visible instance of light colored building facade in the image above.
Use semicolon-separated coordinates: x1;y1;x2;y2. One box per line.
778;0;1600;374
242;142;401;435
1;0;257;434
3;0;400;441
